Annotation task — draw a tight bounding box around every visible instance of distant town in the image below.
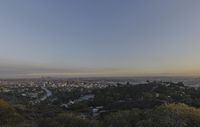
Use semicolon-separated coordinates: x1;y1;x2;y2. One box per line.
1;77;200;127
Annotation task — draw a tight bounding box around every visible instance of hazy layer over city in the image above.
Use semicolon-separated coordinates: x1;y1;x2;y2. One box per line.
0;0;200;78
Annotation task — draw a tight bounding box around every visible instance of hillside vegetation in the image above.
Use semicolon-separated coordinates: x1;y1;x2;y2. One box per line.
1;81;200;127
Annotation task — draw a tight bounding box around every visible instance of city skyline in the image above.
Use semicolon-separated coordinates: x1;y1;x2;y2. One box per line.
1;0;200;78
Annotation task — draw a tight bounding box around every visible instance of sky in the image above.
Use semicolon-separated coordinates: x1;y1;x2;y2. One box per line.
0;0;200;78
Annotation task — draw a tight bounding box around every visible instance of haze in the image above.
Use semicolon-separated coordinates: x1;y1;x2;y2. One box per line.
0;0;200;78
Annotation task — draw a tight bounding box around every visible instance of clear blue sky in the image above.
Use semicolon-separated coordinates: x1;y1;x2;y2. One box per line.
0;0;200;78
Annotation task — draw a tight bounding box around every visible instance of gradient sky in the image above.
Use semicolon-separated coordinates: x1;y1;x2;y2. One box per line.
0;0;200;78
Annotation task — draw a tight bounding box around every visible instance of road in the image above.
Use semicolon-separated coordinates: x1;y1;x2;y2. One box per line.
40;86;52;101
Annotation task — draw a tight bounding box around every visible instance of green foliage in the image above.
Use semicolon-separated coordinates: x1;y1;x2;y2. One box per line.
103;109;143;127
38;113;100;127
138;103;200;127
0;99;23;126
3;82;200;127
101;103;200;127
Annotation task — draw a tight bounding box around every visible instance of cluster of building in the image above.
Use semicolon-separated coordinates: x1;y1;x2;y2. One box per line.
0;78;124;104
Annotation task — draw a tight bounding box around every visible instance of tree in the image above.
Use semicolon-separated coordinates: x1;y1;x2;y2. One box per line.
0;99;23;126
103;109;143;127
137;103;200;127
